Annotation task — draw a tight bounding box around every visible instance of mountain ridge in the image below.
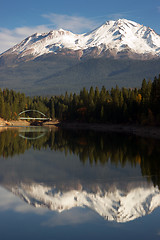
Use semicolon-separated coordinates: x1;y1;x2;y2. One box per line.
7;182;160;223
1;18;160;63
0;18;160;96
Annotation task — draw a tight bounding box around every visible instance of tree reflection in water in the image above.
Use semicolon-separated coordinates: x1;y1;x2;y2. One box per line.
0;127;160;188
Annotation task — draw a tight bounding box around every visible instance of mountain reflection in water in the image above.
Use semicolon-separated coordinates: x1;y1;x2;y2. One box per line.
0;126;160;223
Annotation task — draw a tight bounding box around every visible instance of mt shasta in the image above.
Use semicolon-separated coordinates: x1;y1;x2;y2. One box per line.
3;19;160;61
0;19;160;95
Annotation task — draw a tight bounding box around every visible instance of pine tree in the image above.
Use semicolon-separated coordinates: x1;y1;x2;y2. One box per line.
80;87;88;105
0;94;5;118
49;98;55;119
100;86;107;104
141;78;147;102
88;86;95;105
94;86;100;104
151;76;160;113
64;91;69;105
100;105;104;121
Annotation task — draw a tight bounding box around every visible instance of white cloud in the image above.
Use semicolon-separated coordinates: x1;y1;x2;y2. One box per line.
0;187;47;215
42;13;100;33
42;208;98;227
0;25;50;54
0;187;98;225
0;13;100;54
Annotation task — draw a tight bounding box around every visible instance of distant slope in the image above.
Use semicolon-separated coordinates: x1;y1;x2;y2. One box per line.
0;54;160;95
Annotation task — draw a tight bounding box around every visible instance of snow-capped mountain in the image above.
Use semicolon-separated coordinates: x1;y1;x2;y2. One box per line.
1;19;160;61
1;19;160;96
8;182;160;223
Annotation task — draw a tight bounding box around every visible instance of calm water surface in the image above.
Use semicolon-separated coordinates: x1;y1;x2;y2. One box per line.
0;126;160;240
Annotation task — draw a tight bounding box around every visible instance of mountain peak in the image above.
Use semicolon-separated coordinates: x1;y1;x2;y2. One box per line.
1;18;160;61
104;18;139;28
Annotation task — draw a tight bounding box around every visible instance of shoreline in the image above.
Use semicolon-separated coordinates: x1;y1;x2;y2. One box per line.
0;118;30;127
59;122;160;139
0;117;160;139
0;118;59;127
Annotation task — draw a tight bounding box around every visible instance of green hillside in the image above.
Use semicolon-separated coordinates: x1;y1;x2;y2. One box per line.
0;54;160;96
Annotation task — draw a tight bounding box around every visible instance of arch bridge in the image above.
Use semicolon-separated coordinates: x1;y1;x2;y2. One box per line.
18;110;51;121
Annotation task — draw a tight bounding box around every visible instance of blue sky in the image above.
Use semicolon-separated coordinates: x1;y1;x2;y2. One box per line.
0;0;160;53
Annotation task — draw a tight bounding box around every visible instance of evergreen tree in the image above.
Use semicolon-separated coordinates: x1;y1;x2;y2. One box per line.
80;87;88;106
88;86;95;106
94;86;100;104
0;94;5;118
141;78;147;102
151;76;160;113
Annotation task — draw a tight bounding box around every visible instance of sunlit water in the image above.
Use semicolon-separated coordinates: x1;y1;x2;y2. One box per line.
0;126;160;240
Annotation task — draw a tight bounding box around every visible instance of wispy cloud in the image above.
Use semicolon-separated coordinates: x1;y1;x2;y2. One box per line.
42;208;98;227
158;6;160;12
107;11;130;21
42;13;100;33
0;13;101;54
0;25;50;54
0;12;132;54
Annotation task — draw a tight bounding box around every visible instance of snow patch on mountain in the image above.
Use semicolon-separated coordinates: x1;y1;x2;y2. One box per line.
10;182;160;223
11;29;81;57
2;19;160;60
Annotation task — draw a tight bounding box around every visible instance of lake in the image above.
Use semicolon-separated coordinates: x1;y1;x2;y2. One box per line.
0;126;160;240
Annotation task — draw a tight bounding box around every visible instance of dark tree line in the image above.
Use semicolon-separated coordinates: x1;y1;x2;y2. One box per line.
0;74;160;125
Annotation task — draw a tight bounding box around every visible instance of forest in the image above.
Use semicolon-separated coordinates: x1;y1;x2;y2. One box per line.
0;74;160;125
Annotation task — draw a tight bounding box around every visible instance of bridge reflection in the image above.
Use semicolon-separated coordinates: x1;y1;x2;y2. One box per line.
18;127;49;140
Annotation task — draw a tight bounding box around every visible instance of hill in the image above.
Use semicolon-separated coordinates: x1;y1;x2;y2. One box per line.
0;55;160;95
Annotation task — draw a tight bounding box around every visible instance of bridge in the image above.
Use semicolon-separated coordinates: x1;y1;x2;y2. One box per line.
18;110;51;121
